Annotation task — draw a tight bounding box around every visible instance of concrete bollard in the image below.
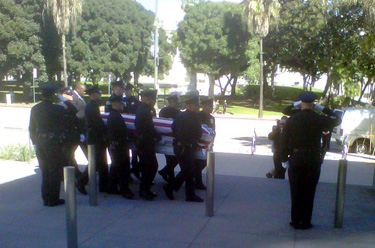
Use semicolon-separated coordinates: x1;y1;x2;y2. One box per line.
334;159;347;228
206;151;215;217
88;144;98;206
64;166;78;248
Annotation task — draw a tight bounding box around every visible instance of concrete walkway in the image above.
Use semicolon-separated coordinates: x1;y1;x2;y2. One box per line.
1;152;375;248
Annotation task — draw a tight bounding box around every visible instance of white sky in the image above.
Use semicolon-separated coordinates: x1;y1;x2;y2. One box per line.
135;0;244;30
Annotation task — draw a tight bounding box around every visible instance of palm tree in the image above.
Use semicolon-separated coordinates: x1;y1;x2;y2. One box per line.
243;0;280;118
45;0;82;87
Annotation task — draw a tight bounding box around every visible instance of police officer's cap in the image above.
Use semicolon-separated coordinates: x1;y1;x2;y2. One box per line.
125;84;134;91
86;85;102;95
201;98;213;106
184;90;200;105
140;89;157;99
298;91;317;103
111;80;125;88
108;94;123;103
41;84;58;97
59;86;72;95
167;95;179;103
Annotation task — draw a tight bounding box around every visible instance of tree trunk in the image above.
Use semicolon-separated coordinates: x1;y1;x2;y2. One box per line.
208;74;215;98
188;71;197;91
358;78;371;102
62;34;68;87
231;76;238;96
322;71;332;99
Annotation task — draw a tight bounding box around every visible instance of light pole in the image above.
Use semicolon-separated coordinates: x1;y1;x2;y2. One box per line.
258;36;264;118
154;0;159;92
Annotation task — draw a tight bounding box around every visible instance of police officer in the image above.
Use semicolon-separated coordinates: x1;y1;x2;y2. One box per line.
280;91;341;229
57;87;87;194
29;84;67;207
195;98;216;190
105;80;125;113
123;83;141;179
71;83;88;158
158;95;181;182
106;95;134;199
83;85;109;193
135;89;161;200
163;93;203;202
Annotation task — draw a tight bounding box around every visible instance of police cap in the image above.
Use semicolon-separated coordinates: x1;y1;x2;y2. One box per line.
201;98;213;106
86;85;101;95
140;89;157;99
298;91;317;103
108;94;123;103
41;84;58;97
111;80;125;88
59;86;72;95
184;90;200;105
124;84;134;91
167;95;179;103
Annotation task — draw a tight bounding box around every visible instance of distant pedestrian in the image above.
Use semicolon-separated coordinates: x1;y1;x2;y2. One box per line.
213;100;219;113
223;100;227;114
280;91;341;230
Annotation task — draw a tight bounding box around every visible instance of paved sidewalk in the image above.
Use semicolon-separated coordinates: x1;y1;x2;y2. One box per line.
1;154;375;248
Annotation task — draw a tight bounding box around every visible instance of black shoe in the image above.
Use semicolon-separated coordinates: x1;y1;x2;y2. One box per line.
48;199;65;207
289;221;301;229
300;223;313;230
76;180;87;195
163;184;174;200
43;201;48;206
266;173;273;178
159;170;170;182
122;188;135;200
149;190;157;197
195;183;207;190
139;190;154;201
186;195;203;202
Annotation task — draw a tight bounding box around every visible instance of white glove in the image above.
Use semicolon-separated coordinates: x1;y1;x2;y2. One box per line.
314;104;324;111
80;134;85;142
293;100;301;107
57;93;66;102
281;161;290;169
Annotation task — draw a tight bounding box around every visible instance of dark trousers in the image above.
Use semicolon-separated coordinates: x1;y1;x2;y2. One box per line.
36;140;65;203
80;142;109;192
170;146;196;198
288;153;321;226
160;155;179;179
108;145;131;193
273;152;286;179
138;149;158;192
194;159;206;186
63;143;83;180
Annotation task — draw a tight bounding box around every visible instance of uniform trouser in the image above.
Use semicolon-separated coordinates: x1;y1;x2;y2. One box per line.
273;152;286;179
80;142;109;192
160;155;179;178
63;143;83;180
170;146;196;198
288;153;321;225
194;159;206;186
131;149;140;169
108;146;131;193
138;149;158;192
36;139;65;203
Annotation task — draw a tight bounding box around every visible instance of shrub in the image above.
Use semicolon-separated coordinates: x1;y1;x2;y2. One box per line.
0;144;35;162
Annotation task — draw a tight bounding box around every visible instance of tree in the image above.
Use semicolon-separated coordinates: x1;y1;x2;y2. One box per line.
45;0;82;87
244;0;280;118
175;1;252;97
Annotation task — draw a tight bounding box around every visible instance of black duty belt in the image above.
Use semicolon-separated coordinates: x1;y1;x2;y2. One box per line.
176;141;193;148
293;148;319;153
38;133;59;139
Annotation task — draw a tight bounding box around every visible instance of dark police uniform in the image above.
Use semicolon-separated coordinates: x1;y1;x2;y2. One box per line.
106;95;134;199
195;99;216;189
135;90;161;200
158;95;181;182
280;91;341;229
268;120;286;179
71;88;88;158
105;80;125;113
84;85;109;192
163;95;203;202
29;85;67;206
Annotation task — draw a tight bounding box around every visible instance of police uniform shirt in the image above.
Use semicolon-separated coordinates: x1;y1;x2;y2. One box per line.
135;103;161;148
198;111;215;131
172;110;202;148
107;109;128;146
159;106;180;119
85;99;107;144
58;101;81;143
124;95;141;114
29;100;67;144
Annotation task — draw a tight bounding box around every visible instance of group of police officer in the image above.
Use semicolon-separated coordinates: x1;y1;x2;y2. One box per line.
29;81;216;206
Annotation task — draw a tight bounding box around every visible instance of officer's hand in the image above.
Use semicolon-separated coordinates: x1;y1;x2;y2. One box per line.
314;104;324;112
293;100;301;107
57;93;66;102
281;161;290;169
80;134;85;142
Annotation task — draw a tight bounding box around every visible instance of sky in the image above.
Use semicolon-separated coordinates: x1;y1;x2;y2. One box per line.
135;0;243;30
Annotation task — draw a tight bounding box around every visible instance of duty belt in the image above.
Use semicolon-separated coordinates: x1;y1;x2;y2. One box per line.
176;141;193;148
293;148;319;153
38;133;59;139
